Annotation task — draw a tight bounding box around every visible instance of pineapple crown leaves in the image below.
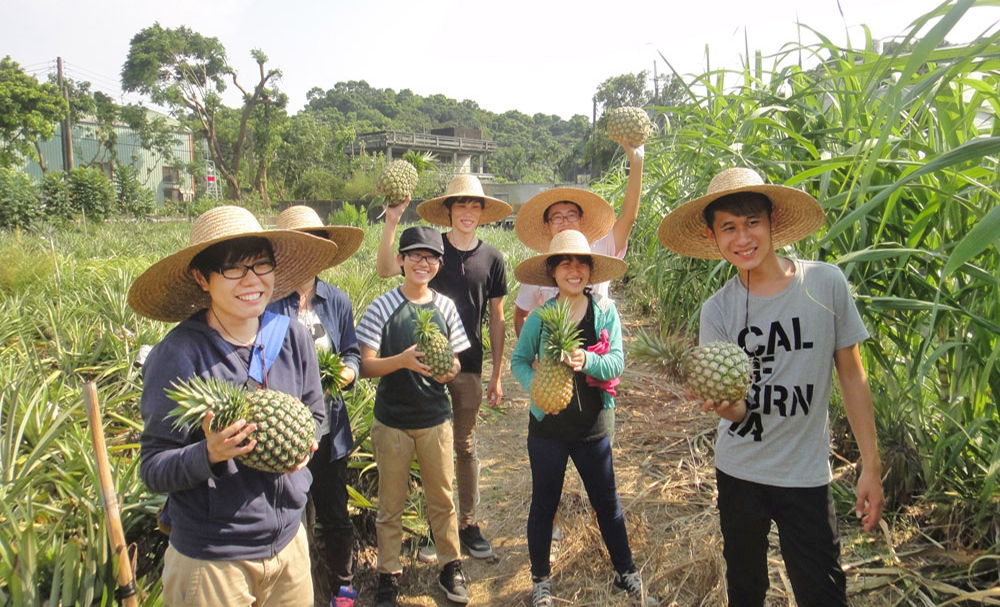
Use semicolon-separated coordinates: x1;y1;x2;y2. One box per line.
412;307;444;341
317;348;348;393
164;376;250;432
628;328;690;382
536;300;583;364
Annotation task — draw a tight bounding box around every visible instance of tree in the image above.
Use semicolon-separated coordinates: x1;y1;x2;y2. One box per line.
0;56;68;169
593;71;651;113
121;23;282;200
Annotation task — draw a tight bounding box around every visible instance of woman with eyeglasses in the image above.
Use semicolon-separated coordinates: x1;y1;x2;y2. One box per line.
129;205;340;607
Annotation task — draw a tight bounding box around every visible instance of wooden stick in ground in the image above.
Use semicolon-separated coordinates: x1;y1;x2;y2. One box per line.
84;381;139;607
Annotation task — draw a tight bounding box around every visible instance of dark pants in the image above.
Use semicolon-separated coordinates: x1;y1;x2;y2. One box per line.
308;433;354;588
526;435;634;579
716;469;846;607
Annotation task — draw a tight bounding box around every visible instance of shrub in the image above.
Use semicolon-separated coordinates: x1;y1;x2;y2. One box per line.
328;202;367;228
114;165;154;218
0;168;43;229
40;171;73;221
67;167;115;220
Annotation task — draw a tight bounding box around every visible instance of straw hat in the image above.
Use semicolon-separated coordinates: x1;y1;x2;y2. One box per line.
276;205;364;268
128;205;340;322
515;188;615;253
417;174;513;226
657;167;826;259
514;229;628;287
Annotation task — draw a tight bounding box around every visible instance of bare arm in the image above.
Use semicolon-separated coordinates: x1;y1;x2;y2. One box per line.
611;142;644;255
486;296;505;406
375;196;410;278
514;305;529;337
359;343;431;379
834;344;884;533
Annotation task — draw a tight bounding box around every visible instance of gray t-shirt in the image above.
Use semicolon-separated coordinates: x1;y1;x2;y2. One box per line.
699;259;869;488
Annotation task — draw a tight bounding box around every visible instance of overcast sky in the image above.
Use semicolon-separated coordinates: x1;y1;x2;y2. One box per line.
3;0;996;120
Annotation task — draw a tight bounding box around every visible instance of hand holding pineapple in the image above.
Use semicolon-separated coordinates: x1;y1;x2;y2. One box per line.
202;412;258;465
697;395;748;423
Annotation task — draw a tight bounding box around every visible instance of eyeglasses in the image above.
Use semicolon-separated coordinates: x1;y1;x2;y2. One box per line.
546;211;581;226
216;260;276;280
404;253;441;266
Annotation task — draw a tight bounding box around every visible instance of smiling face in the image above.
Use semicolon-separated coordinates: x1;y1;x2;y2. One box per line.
706;209;774;273
193;253;275;326
544;201;583;237
397;248;442;286
447;197;484;236
549;254;593;297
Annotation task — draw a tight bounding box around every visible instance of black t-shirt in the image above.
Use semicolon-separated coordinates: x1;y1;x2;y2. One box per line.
529;296;610;441
429;234;508;374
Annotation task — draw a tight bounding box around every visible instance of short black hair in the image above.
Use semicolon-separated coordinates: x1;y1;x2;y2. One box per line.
543;201;583;223
189;236;274;277
545;254;593;277
703;192;773;231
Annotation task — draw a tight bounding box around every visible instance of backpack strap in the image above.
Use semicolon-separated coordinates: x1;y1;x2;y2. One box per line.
249;311;290;388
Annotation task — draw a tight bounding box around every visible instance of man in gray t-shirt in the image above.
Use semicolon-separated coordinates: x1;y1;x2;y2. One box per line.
658;168;884;607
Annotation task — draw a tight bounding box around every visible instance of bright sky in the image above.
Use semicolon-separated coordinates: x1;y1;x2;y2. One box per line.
3;0;997;121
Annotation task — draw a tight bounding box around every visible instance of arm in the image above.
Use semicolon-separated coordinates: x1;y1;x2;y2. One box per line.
514;306;529;337
359;344;431;379
510;311;542;392
375;196;409;278
486;296;505;406
610;141;644;255
834;344;884;533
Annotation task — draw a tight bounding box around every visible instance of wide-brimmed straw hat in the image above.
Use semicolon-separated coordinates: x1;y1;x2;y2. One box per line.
657;167;826;259
417;174;513;227
514;229;628;287
128;205;340;322
276;205;364;268
515;188;615;253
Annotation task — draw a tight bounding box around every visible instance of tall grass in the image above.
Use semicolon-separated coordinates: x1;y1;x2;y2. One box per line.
607;0;1000;555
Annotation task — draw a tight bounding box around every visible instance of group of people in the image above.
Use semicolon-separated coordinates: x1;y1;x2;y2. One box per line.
132;134;884;607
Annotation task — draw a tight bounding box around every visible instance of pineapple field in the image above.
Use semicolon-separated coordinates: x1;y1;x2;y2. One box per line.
2;2;1000;605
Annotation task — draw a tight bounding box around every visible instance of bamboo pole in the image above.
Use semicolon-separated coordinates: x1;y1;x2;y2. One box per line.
83;382;139;607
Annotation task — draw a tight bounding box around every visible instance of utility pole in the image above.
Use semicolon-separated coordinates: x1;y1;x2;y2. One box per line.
653;60;659;103
57;57;74;171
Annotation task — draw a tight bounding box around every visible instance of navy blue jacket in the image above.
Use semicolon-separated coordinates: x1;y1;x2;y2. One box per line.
267;278;361;461
139;310;324;561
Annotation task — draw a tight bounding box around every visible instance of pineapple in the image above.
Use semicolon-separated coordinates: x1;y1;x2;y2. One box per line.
605;106;653;147
630;330;752;403
412;308;454;378
317;348;347;394
375;159;419;207
531;300;584;415
165;377;317;474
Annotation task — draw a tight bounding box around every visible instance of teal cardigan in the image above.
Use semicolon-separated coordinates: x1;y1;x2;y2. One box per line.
511;293;624;421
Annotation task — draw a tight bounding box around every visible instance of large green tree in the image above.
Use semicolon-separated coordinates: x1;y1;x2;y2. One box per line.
121;23;282;200
0;56;68;169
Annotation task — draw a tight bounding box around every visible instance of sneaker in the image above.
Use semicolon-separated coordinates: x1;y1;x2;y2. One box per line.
438;559;471;604
417;534;438;564
374;573;399;607
332;585;356;607
614;568;659;605
531;577;553;607
459;524;494;558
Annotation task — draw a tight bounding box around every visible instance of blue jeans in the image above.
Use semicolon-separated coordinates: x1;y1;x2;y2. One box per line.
717;468;846;607
526;434;634;578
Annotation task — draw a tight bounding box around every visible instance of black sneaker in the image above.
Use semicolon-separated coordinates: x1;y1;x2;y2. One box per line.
459;524;494;558
374;573;400;607
438;559;471;604
613;567;659;605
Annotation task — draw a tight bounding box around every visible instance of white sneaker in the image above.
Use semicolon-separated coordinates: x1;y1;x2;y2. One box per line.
531;577;553;607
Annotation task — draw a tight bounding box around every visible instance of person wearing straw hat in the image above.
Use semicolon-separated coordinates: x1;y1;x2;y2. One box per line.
374;173;512;561
358;226;473;607
510;230;653;607
658;167;884;607
512;141;644;336
130;205;341;607
266;205;364;607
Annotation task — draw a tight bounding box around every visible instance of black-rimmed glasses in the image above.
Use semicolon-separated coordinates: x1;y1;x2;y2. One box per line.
216;260;276;280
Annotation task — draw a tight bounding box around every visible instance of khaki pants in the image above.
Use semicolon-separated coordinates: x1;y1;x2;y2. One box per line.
162;524;312;607
448;372;483;527
371;418;460;574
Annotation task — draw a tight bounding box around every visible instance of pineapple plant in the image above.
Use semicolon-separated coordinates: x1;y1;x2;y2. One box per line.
532;299;584;415
412;307;454;377
605;106;654;147
317;348;347;394
165;377;317;474
375;159;419;207
630;329;752;403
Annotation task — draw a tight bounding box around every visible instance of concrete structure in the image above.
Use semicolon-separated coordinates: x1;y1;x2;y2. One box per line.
22;109;198;207
352;128;497;177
